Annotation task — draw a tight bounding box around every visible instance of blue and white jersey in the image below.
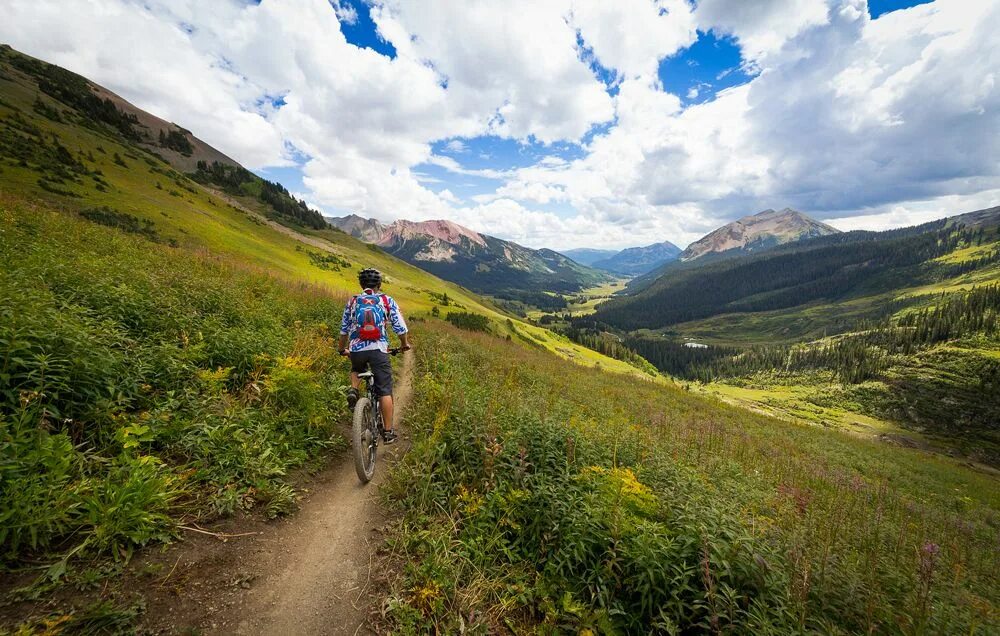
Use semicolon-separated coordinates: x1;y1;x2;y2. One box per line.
340;289;408;353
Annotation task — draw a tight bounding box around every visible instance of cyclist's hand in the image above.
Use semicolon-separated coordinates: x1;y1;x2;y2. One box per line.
339;348;350;356
402;344;413;351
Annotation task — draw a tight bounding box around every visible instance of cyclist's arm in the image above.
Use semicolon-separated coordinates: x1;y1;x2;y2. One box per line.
388;297;412;350
339;299;352;354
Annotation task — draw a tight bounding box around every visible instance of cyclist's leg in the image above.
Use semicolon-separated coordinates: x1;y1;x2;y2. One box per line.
381;395;393;430
368;352;396;437
347;351;366;407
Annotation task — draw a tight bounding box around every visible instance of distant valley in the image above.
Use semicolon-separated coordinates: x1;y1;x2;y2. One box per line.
591;241;682;276
559;241;682;276
567;205;1000;464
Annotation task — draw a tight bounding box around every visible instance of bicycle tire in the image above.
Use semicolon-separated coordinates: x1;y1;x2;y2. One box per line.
352;397;377;483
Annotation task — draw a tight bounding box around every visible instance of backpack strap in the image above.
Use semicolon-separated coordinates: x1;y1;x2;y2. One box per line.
380;294;391;317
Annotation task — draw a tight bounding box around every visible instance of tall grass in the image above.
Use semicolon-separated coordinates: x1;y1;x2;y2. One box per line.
386;323;999;633
0;200;350;568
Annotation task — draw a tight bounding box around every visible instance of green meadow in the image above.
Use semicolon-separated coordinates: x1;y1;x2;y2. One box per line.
385;325;999;633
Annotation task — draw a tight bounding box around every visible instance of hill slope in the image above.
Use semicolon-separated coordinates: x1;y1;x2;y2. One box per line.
328;213;610;299
680;207;840;261
591;240;682;275
383;322;1000;633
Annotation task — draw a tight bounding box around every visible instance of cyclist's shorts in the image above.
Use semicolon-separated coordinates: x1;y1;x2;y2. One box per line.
349;350;393;397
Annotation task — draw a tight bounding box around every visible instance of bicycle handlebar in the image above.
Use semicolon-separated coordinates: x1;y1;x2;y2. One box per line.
340;346;408;356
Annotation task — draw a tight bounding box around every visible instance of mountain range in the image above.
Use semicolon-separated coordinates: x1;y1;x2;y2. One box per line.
591;240;682;275
332;207;841;300
563;209;836;278
327;214;609;301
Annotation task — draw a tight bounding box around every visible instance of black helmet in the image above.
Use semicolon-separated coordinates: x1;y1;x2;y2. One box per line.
358;267;383;289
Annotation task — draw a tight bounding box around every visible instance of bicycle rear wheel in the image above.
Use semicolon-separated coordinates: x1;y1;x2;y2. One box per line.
352;397;377;483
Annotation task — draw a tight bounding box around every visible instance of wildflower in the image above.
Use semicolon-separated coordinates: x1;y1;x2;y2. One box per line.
919;541;940;579
915;540;941;625
412;580;442;610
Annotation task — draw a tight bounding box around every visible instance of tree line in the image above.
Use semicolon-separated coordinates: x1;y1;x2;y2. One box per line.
625;284;1000;383
191;160;327;230
560;327;658;375
158;128;193;156
3;45;143;141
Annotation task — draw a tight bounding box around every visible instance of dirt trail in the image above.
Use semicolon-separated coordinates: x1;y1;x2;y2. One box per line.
130;352;414;635
228;351;413;635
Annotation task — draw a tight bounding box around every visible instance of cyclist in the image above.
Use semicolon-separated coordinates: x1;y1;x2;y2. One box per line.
339;268;411;444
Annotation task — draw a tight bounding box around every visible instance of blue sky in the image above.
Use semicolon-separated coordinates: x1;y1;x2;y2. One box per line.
335;0;397;58
868;0;934;19
657;31;753;105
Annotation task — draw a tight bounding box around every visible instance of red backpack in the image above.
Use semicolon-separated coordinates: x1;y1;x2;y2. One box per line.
350;292;392;341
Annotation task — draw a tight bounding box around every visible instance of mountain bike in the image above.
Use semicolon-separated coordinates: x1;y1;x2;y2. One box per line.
350;347;401;483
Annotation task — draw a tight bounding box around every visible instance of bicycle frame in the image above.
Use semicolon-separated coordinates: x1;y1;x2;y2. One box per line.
357;370;385;434
348;347;401;483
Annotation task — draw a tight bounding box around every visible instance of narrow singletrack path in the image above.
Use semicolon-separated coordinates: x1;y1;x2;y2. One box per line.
217;351;414;635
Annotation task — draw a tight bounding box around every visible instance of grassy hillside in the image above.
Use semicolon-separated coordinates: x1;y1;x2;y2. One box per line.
0;44;640;377
384;324;999;633
1;200;354;580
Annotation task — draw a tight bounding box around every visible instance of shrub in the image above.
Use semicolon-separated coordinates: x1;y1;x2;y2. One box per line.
79;206;159;241
445;311;489;332
0;409;82;556
77;455;181;561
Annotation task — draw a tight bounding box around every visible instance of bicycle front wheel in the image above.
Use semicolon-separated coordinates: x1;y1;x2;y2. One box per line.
352;397;377;483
